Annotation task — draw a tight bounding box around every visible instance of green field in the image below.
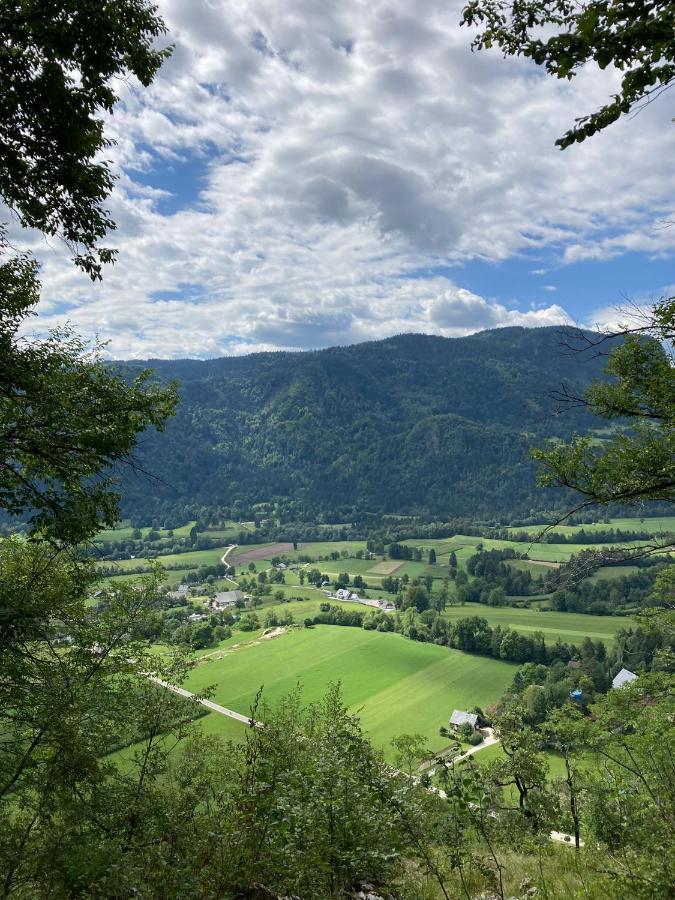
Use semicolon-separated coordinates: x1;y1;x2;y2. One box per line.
102;544;228;573
183;627;515;759
440;603;629;643
96;520;197;543
506;516;675;538
588;565;640;582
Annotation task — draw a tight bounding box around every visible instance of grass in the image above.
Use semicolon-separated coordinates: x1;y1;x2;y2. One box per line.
588;565;640;582
506;515;675;538
183;626;515;759
101;545;228;573
95;521;197;543
441;603;629;643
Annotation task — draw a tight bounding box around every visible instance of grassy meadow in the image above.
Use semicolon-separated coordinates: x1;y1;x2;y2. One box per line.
183;626;516;759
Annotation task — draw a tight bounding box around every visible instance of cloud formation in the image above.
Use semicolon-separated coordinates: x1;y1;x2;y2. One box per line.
26;0;675;357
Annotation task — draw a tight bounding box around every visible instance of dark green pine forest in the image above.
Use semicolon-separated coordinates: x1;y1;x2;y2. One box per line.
121;326;615;523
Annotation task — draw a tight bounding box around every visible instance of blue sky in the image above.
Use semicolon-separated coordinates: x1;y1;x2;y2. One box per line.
31;0;675;358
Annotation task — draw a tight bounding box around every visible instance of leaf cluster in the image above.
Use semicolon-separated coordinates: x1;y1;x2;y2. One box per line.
461;0;675;147
0;1;171;277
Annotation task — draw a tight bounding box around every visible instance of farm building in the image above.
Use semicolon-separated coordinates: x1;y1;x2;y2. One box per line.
335;588;359;601
211;590;245;610
449;710;478;730
187;613;207;623
612;668;638;689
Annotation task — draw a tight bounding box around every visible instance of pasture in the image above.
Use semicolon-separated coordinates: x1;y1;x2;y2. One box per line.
440;603;628;644
183;627;515;758
505;516;675;539
96;520;197;543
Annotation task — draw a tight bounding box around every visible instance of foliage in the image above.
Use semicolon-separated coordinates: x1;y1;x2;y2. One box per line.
461;0;675;149
0;0;170;277
534;331;675;530
118;327;616;525
0;250;176;543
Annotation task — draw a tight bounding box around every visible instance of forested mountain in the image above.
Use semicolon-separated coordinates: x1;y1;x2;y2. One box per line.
118;326;616;524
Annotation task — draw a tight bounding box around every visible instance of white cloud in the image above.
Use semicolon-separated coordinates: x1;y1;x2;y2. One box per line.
23;0;675;357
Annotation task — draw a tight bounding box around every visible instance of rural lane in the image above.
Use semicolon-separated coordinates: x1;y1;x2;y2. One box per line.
149;676;262;728
220;544;239;584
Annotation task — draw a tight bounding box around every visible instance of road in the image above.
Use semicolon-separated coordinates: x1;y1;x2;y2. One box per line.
220;544;239;584
149;676;262;727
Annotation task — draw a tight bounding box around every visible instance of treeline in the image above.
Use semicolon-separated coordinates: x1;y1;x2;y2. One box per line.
311;604;575;667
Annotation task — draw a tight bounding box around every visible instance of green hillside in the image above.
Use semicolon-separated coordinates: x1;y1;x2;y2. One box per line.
117;327;618;523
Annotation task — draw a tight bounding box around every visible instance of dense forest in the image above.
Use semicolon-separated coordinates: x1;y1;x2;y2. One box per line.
119;327;618;524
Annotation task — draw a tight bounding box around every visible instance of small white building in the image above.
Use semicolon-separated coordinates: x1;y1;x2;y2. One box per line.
612;668;638;689
177;584;189;594
335;588;351;600
211;590;245;610
450;710;478;730
187;612;207;623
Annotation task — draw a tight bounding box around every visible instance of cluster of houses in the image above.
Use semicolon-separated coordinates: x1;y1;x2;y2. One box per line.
333;588;396;612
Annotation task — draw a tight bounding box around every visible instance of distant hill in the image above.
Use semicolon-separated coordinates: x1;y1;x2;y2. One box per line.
118;327;614;524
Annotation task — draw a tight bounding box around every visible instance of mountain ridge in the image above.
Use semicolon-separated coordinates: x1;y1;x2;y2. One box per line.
118;326;614;524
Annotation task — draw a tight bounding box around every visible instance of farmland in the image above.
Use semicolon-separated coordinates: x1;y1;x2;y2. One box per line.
183;626;516;759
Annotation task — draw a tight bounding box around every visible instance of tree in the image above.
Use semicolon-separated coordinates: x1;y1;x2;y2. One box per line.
429;548;437;564
532;313;674;552
461;0;675;552
1;257;177;543
0;0;171;278
461;0;675;149
0;5;180;892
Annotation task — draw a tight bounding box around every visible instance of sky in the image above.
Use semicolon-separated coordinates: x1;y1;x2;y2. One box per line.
26;0;675;359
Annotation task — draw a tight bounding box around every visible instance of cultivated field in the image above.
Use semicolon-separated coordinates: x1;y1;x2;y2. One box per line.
183;627;515;758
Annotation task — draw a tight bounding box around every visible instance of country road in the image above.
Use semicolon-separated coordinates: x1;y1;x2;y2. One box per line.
220;544;239;584
149;676;262;727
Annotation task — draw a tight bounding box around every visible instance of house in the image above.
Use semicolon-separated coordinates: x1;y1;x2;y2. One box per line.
177;583;189;594
335;588;351;601
377;599;395;612
612;668;638;689
567;660;582;670
449;710;478;730
187;612;207;623
211;590;245;610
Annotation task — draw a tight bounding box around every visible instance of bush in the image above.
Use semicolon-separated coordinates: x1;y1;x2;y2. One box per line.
469;731;483;746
